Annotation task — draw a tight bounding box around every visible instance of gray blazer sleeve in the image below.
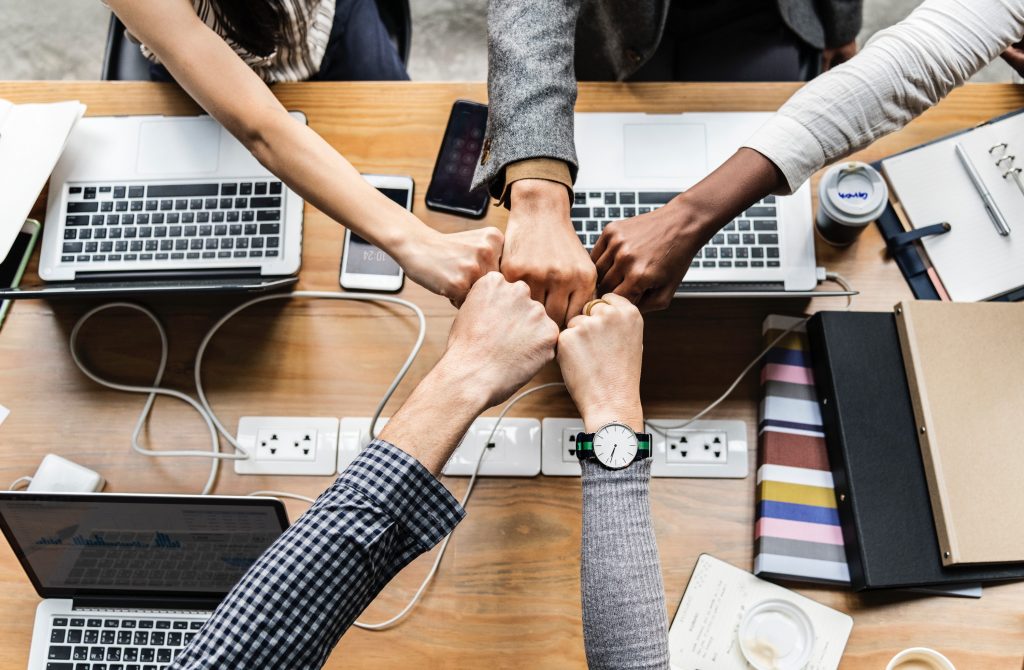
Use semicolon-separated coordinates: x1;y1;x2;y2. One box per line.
472;0;583;198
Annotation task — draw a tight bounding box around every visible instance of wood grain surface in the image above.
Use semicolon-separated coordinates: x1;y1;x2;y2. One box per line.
1;81;1022;669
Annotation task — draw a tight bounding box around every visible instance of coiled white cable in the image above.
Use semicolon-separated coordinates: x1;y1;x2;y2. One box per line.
69;292;426;494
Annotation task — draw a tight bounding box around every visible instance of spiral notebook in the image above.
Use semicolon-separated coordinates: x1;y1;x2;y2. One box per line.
880;110;1024;302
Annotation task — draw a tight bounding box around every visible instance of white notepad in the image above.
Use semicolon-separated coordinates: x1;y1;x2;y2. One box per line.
0;98;85;260
881;112;1024;302
670;555;852;670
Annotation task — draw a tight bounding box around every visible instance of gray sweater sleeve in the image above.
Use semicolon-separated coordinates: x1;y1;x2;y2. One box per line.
580;459;671;669
472;0;582;198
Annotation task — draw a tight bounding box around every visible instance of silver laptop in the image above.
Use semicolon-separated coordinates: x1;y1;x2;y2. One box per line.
0;491;288;670
573;113;818;296
33;113;305;293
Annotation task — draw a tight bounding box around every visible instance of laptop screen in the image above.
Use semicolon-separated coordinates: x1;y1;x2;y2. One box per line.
0;493;289;599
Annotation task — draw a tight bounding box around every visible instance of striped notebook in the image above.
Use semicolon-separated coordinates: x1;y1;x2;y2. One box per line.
754;315;851;585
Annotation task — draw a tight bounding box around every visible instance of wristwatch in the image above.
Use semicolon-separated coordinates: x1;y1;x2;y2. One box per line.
575;422;652;470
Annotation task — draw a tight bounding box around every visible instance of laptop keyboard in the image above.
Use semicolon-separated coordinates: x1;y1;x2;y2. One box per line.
571;191;781;270
45;615;206;670
60;181;284;266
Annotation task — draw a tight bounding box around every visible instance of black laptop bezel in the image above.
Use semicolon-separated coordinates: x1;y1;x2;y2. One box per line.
0;491;290;601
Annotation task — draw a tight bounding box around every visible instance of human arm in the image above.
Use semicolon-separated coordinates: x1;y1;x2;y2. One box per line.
593;0;1024;310
171;273;558;669
557;294;670;669
473;0;595;325
107;0;502;305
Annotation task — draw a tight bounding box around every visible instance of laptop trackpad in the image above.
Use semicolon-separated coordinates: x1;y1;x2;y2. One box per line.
623;123;707;179
137;118;220;174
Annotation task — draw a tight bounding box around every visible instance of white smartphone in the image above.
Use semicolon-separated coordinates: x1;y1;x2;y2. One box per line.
340;174;412;292
0;219;41;329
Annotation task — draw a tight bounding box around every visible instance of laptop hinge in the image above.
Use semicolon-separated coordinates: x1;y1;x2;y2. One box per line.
73;595;221;611
75;268;262;282
677;281;786;292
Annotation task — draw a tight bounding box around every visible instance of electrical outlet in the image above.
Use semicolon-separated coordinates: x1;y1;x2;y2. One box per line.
234;417;339;476
338;417;540;477
664;430;729;464
542;419;584;476
544;418;748;478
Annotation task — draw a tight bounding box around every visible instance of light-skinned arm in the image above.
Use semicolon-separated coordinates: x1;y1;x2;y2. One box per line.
172;272;558;669
557;294;670;669
107;0;503;305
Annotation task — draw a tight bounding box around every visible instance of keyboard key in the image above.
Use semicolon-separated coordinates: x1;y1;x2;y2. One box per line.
256;210;279;222
618;192;635;204
49;646;73;660
737;219;751;231
187;252;200;259
145;240;158;251
130;200;143;212
122;214;135;225
727;234;739;245
124;648;139;661
758;233;779;245
570;207;589;218
174;199;188;210
720;260;733;268
84;187;96;200
115;241;128;252
251;250;263;257
136;214;150;225
130;241;143;251
79;229;92;240
250;196;280;208
736;260;748;268
64;229;77;240
741;233;755;245
234;197;248;208
254;182;268;195
592;207;605;218
66;215;89;227
259;223;280;235
190;239;203;250
124;228;137;239
604;193;616;205
735;247;748;259
228;224;242;235
91;215;105;225
753;220;777;231
745;206;776;218
202;251;216;259
67;202;98;213
766;247;779;259
704;247;717;259
226;211;240;222
244;224;257;235
113;186;126;198
205;239;218;250
637;191;679;205
69;186;82;194
100;241;113;252
197;212;209;223
165;213;179;224
724;222;736;231
768;260;780;267
76;254;90;262
214;225;227;236
269;181;282;194
115;201;128;211
183;225;197;236
140;252;153;260
101;630;115;644
107;647;122;661
221;183;238;196
574;193;586;205
140;648;155;662
145;200;158;211
63;242;83;254
752;260;764;267
607;207;620;218
95;228;108;239
159;240;173;251
51;629;66;643
763;195;776;204
711;234;724;245
148;183;220;198
222;238;234;249
235;237;249;249
60;255;74;262
157;200;171;211
128;186;145;198
190;198;204;209
251;237;264;248
106;214;120;225
212;211;225;222
266;237;280;248
623;207;636;217
219;197;233;209
138;228;152;238
701;261;715;268
169;225;182;236
720;247;733;259
153;226;167;238
233;250;246;258
218;251;231;258
240;182;253;195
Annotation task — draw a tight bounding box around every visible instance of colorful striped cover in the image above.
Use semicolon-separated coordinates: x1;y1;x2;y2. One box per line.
754;315;851;585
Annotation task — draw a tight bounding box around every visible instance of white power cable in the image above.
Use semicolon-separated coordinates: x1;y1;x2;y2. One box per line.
69;292;426;494
352;381;566;631
648;272;854;436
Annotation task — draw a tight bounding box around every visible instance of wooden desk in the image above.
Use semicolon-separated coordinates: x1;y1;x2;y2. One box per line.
1;82;1022;669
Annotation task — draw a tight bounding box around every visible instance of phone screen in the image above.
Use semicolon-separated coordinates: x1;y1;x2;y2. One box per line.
344;187;407;277
426;101;490;218
0;231;34;288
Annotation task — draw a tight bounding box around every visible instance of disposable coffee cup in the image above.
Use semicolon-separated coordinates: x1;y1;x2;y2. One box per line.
816;161;889;246
885;647;957;670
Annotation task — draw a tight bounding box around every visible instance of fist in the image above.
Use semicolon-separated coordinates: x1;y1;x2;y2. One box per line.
445;272;560;408
401;227;504;306
557;293;644;431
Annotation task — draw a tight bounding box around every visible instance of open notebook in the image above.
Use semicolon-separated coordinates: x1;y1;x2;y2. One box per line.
881;111;1024;302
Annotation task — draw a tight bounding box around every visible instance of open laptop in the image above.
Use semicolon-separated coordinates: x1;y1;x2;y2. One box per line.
0;491;288;670
1;113;305;299
573;113;832;297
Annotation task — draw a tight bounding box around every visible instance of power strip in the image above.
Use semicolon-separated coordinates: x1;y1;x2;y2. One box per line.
234;416;340;476
541;418;748;478
338;417;541;477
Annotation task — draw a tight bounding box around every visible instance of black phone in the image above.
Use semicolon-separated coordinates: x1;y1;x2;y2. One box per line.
425;100;490;219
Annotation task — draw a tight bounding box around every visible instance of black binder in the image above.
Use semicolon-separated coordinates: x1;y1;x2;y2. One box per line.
807;311;1024;590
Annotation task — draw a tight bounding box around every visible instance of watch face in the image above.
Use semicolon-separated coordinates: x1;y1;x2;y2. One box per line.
593;423;638;469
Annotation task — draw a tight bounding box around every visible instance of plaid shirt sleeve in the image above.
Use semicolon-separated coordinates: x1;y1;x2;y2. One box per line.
170;439;465;670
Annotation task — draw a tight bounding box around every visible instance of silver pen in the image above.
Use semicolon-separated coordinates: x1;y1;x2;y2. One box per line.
956;142;1011;236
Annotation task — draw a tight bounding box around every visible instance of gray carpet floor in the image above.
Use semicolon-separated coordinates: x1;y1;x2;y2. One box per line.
0;0;1015;82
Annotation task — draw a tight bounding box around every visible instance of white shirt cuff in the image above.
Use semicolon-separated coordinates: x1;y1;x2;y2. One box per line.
743;113;827;195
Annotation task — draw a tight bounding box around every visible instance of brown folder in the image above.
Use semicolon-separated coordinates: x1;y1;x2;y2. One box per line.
895;301;1024;566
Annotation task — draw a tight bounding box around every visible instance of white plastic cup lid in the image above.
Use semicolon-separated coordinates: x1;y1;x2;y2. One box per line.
885;648;957;670
819;161;889;225
738;599;816;670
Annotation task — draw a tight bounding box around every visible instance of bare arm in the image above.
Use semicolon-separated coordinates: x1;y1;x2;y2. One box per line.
107;0;502;303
